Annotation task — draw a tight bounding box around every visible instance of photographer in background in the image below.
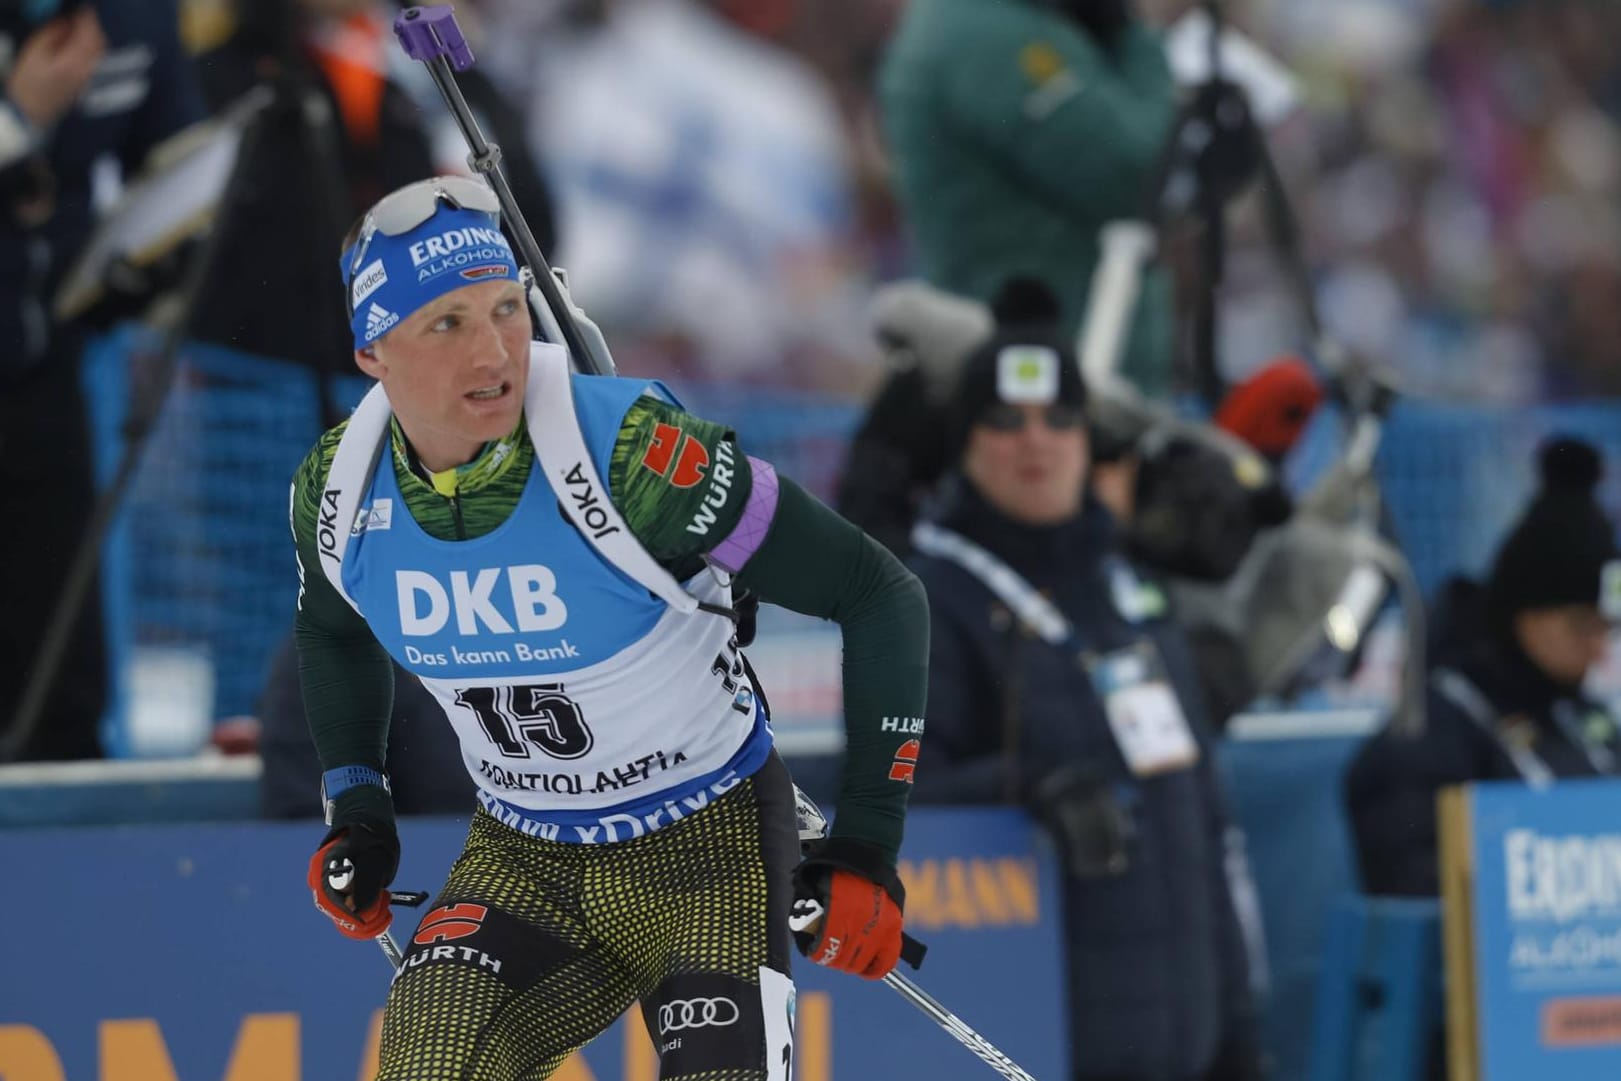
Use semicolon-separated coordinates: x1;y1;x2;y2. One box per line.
838;278;1291;726
0;0;202;759
908;278;1265;1081
879;0;1177;398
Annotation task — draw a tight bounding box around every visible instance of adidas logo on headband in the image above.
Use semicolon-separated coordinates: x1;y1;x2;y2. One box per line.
365;302;400;342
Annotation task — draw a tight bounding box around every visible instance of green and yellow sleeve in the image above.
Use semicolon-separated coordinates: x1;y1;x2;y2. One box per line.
609;395;930;867
289;424;396;825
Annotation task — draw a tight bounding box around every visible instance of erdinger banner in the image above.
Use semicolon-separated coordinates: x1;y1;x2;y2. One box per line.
1441;779;1621;1081
0;809;1064;1080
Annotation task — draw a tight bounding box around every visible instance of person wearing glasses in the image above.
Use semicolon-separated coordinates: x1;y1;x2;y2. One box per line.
289;177;929;1079
906;278;1265;1081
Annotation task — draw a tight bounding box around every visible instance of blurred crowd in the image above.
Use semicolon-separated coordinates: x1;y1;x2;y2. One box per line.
3;5;1619;1079
0;0;1573;403
1251;0;1621;402
151;0;1620;401
466;0;1621;403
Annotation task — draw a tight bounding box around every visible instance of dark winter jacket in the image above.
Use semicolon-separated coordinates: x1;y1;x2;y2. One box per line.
0;0;204;379
1346;635;1621;897
908;476;1256;1081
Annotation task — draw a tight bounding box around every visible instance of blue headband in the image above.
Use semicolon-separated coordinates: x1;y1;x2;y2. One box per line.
340;204;521;349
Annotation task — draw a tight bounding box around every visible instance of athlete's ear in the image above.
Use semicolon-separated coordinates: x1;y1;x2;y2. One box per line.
355;345;383;378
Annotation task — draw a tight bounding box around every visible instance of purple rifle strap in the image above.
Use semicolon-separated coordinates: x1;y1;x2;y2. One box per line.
708;456;780;574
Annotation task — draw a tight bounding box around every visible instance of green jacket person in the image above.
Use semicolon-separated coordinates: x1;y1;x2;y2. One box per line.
880;0;1178;396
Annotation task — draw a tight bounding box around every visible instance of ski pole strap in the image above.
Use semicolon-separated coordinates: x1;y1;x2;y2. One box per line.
901;932;928;969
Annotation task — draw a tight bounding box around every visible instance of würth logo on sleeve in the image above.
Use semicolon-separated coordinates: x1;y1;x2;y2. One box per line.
889;739;920;784
414;903;489;945
641;423;711;488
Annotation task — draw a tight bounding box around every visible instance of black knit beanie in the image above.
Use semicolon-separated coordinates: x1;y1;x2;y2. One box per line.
1484;437;1620;637
948;277;1087;459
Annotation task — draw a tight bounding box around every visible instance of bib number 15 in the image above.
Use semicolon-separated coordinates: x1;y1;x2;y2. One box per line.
454;684;593;760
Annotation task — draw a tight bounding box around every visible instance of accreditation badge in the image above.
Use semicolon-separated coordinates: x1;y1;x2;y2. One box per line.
1085;641;1200;777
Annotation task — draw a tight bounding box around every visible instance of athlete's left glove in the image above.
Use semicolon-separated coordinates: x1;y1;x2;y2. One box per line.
789;837;906;980
307;777;399;941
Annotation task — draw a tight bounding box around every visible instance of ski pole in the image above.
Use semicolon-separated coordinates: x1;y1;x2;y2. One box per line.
377;928;407;970
792;788;1041;1080
882;969;1041;1081
392;5;616;377
368;890;430;973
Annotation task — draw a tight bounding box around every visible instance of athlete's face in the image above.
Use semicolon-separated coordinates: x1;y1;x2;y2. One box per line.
357;279;531;472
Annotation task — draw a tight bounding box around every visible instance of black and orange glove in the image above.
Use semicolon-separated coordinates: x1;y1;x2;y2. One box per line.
307;777;399;940
789;837;908;980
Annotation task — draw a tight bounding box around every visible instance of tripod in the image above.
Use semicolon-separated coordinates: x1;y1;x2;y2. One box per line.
1082;2;1429;735
1143;0;1333;405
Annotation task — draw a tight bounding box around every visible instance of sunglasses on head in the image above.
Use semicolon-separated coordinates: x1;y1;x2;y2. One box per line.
344;176;503;294
977;402;1087;432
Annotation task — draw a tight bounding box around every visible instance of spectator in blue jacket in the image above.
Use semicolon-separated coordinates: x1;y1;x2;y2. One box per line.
0;0;203;759
908;278;1263;1081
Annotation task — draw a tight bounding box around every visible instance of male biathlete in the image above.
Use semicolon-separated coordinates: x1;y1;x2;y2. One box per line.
291;177;929;1079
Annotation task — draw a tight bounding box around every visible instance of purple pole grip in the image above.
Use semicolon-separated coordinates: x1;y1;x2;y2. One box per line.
394;6;475;71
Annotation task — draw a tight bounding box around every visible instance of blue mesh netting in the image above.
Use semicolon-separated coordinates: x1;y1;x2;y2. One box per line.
82;330;368;750
80;327;1619;754
1376;401;1621;599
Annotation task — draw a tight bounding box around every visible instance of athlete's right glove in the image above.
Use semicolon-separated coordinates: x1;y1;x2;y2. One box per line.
789;837;907;980
307;772;399;940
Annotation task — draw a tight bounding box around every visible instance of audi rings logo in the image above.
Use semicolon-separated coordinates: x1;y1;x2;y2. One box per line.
658;997;741;1034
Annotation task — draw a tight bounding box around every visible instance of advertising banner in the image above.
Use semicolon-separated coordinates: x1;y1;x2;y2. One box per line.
0;808;1064;1080
1441;779;1621;1081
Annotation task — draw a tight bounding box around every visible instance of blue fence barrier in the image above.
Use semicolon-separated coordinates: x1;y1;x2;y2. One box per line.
1308;897;1441;1081
0;808;1065;1081
1220;722;1370;1081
